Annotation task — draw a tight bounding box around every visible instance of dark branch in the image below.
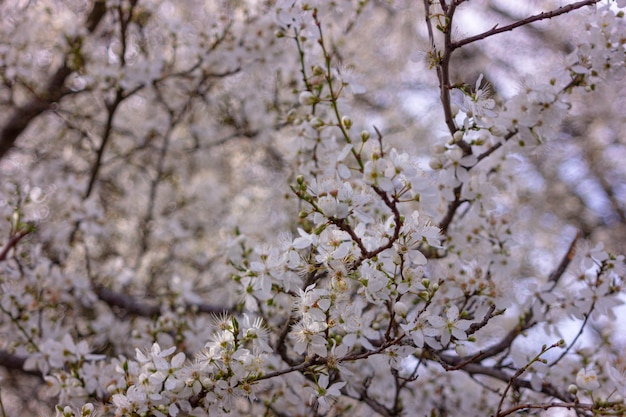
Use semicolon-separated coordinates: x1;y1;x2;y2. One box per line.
438;352;574;403
451;0;600;50
447;312;534;370
0;350;42;378
0;1;107;161
437;185;464;234
548;231;580;285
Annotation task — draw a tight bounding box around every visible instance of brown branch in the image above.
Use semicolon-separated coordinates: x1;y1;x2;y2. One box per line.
275;315;300;367
0;228;33;261
85;6;145;198
466;303;499;336
256;335;404;385
437;185;465;234
253;356;325;382
446;312;534;371
440;2;461;139
0;1;107;161
548;231;580;285
84;88;124;198
451;0;601;51
84;4;146;199
497;401;593;417
476;130;518;163
355;187;403;265
495;341;563;416
423;0;467;143
437;130;519;235
437;352;573;403
358;389;394;417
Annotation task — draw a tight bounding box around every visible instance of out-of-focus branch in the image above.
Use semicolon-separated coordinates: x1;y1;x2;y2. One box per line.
584;139;626;225
84;88;124;198
0;0;107;161
94;286;233;317
0;350;41;378
356;389;394;417
84;0;144;199
548;231;580;285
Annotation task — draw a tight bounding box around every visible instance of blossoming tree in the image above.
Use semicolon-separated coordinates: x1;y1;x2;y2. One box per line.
0;0;625;416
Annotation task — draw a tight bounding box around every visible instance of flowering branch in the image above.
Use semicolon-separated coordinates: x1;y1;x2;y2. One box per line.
1;2;625;416
495;341;566;416
435;351;573;402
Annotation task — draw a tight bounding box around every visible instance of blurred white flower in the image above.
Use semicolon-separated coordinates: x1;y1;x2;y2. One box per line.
576;368;600;391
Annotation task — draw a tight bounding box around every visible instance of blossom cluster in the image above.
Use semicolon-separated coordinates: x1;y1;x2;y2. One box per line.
0;1;624;417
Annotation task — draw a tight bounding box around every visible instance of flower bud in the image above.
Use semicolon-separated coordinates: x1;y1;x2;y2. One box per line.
310;117;324;128
450;103;460;117
393;301;408;317
455;344;467;357
429;158;443;170
81;404;95;417
430;143;446;154
312;65;325;76
360;130;370;142
453;130;464;142
341;116;352;129
446;146;463;161
299;91;318;106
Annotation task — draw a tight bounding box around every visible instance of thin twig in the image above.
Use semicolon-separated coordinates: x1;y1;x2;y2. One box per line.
497;401;593;417
451;0;600;50
0;229;33;262
495;341;563;416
